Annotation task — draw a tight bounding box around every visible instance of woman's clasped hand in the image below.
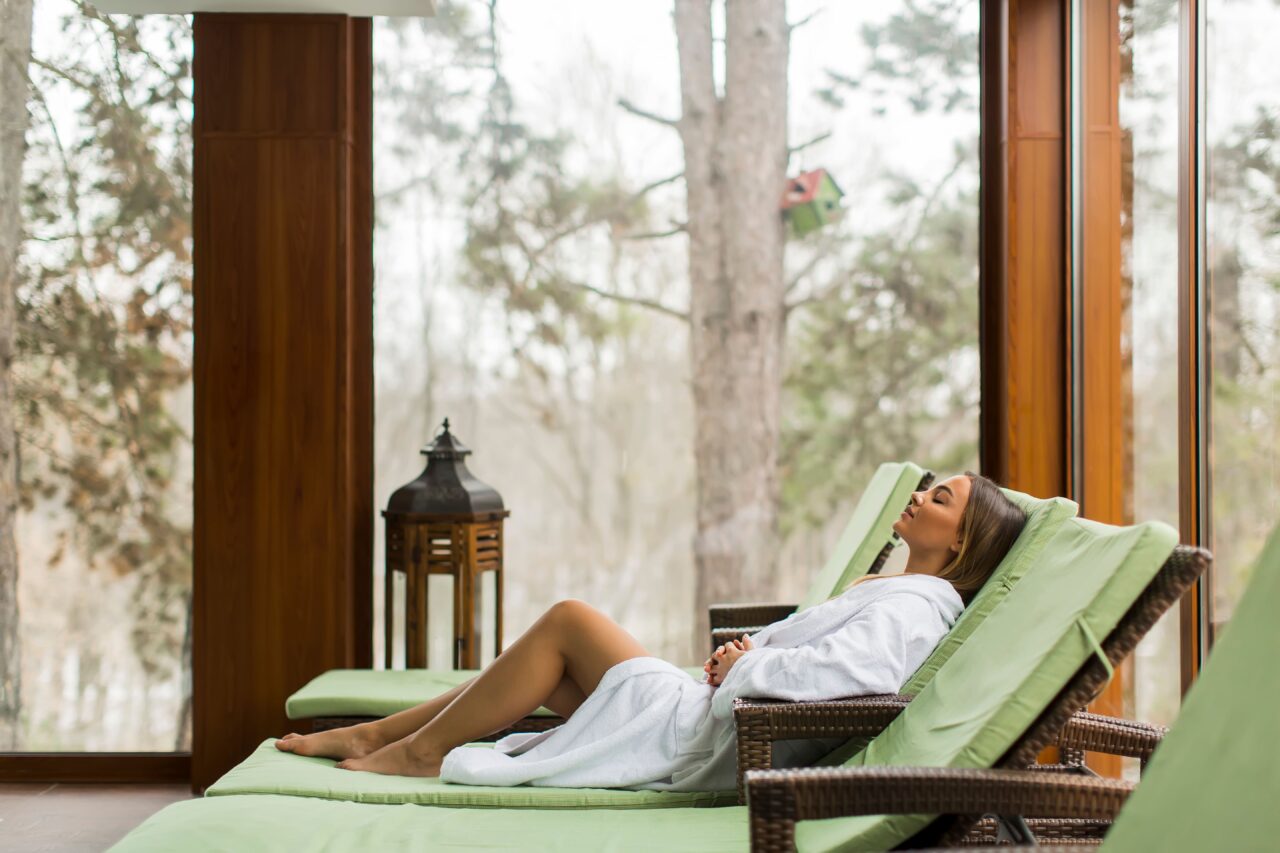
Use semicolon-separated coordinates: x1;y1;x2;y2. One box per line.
703;634;753;686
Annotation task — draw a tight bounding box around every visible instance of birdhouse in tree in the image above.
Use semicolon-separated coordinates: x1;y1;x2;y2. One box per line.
780;168;844;238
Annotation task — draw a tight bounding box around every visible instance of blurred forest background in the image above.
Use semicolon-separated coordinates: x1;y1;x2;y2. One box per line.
0;0;1275;752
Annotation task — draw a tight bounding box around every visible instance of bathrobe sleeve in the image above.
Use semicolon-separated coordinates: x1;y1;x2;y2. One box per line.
709;591;951;720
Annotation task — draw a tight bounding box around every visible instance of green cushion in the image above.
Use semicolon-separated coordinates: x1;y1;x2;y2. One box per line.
206;739;737;809
817;489;1077;767
797;461;928;611
1101;525;1280;852
110;795;750;852
796;517;1179;852
286;669;554;720
286;666;707;720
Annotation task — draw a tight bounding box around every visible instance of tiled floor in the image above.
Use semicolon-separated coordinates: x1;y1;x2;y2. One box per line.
0;783;191;852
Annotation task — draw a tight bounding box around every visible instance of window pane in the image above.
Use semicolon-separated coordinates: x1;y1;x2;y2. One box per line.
371;1;979;669
6;4;193;751
1206;0;1280;632
1114;0;1183;730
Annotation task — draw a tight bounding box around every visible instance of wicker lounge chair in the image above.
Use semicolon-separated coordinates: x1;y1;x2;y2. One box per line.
287;461;932;739
747;525;1277;852
110;516;1200;851
744;521;1209;851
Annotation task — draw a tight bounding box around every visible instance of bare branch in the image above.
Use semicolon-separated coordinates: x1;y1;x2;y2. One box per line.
631;170;685;199
623;224;687;241
785;229;846;295
532;171;684;253
561;278;689;323
618;97;680;129
788;131;833;157
788;10;824;32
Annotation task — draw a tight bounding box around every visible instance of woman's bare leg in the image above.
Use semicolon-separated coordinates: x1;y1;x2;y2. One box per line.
275;604;613;761
336;600;646;776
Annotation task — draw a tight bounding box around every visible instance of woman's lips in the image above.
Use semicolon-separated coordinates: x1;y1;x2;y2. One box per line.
900;509;912;520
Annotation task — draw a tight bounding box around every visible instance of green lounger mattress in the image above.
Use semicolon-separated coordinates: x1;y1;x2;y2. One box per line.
207;739;736;808
113;515;1181;853
111;795;750;853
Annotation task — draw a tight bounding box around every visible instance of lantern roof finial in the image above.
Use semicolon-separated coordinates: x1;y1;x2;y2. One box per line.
385;417;505;518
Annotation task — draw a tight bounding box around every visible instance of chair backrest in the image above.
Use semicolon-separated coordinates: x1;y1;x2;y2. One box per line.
1100;525;1280;852
796;518;1182;852
902;489;1079;692
815;489;1077;767
797;461;929;611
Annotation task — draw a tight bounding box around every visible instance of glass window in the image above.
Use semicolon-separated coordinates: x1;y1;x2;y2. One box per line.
1206;0;1280;633
371;0;980;669
7;3;193;751
1111;0;1183;730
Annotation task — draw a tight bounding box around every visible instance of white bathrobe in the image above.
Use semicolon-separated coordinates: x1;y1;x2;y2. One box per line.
439;573;964;792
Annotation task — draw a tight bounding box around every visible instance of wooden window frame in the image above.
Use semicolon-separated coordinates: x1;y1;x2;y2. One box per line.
984;0;1213;748
4;0;1217;786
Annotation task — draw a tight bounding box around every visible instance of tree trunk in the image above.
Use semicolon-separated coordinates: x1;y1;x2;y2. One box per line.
675;0;788;648
0;0;33;749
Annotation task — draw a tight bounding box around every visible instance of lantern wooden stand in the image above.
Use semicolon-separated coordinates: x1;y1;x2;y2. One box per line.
383;420;510;669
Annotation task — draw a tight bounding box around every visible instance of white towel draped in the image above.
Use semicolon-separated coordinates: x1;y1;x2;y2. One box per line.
439;573;963;792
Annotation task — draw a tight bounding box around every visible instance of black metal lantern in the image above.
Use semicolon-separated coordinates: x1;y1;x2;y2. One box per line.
383;419;509;669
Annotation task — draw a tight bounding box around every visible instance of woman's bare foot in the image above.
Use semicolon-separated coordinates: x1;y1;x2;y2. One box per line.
335;733;444;778
273;724;384;761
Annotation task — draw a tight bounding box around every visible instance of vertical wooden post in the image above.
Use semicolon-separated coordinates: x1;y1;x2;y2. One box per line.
980;0;1069;498
192;14;373;791
1074;0;1132;777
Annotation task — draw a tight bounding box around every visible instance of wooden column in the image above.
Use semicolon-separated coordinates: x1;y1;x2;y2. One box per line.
192;14;373;791
980;0;1069;498
1075;0;1132;777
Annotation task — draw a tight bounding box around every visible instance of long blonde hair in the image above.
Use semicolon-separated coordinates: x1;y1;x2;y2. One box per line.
935;472;1026;601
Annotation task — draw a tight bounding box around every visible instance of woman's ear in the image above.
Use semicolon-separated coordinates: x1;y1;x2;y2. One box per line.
950;532;965;555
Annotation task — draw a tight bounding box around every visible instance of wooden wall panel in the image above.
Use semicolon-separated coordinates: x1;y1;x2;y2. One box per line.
982;0;1068;499
193;14;373;791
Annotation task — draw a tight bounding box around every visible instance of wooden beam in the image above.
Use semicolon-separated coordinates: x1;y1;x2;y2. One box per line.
1176;0;1210;696
0;754;190;783
192;13;373;792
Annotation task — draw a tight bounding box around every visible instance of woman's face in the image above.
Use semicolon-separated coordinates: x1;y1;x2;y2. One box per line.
892;475;972;559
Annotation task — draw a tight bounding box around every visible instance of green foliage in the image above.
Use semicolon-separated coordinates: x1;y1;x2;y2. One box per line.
18;3;192;681
819;0;979;115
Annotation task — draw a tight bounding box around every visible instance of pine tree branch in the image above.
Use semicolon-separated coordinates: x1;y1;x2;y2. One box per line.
561;278;689;323
617;98;680;129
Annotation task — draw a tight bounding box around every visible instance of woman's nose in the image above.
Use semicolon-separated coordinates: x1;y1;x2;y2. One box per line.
911;492;925;506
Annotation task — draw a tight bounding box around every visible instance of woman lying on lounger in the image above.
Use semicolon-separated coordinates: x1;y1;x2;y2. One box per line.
276;472;1025;791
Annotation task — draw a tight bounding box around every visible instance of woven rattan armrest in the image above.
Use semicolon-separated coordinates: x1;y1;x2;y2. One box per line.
1055;711;1167;770
744;766;1133;853
709;603;798;631
733;695;910;800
